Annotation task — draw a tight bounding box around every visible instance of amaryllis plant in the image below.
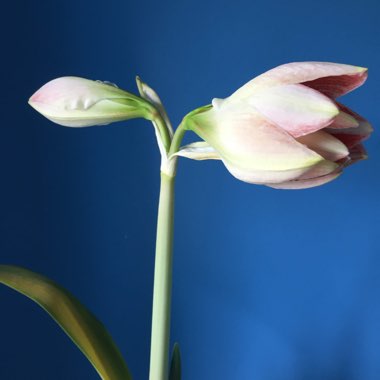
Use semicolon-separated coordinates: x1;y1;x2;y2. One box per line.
0;62;372;380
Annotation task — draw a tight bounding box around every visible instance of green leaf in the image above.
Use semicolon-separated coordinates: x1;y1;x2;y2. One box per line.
0;265;132;380
169;343;181;380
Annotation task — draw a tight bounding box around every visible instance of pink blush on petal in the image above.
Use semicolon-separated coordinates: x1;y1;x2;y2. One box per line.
248;83;338;138
302;71;368;98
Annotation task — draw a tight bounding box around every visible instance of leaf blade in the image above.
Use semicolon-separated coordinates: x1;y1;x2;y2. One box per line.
0;265;132;380
169;343;181;380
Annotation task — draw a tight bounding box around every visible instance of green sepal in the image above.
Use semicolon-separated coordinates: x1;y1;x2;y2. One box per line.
183;104;213;128
136;76;173;136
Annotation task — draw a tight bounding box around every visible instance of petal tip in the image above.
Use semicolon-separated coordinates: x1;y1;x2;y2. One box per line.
212;98;224;109
28;96;40;111
330;104;340;118
356;66;368;73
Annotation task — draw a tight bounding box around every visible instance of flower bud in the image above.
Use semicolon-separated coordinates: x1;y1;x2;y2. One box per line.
182;62;372;189
29;77;154;127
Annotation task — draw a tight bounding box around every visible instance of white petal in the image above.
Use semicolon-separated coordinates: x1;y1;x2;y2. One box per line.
173;142;221;160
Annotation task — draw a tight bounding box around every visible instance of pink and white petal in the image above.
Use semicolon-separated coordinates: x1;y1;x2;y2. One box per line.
296;130;349;161
327;118;372;148
267;172;341;190
188;107;325;184
329;133;366;149
331;102;372;132
248;84;338;137
341;103;372;133
325;103;373;148
296;159;339;180
328;110;359;129
232;62;367;99
223;159;319;185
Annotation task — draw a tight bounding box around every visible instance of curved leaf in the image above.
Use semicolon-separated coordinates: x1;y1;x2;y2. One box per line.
0;265;132;380
169;343;181;380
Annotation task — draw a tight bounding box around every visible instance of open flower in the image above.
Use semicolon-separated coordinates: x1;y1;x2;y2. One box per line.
181;62;372;189
29;77;154;127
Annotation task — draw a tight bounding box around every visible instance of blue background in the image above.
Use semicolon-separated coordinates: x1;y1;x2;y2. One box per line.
1;0;379;379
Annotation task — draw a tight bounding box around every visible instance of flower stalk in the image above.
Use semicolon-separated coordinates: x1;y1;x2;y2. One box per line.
149;116;186;380
149;171;176;380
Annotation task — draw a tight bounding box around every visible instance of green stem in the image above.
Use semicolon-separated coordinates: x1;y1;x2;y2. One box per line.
149;172;176;380
168;121;186;157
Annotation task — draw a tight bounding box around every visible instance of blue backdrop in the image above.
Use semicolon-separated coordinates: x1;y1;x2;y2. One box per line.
1;0;379;379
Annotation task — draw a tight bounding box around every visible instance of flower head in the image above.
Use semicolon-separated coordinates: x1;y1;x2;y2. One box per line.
182;62;372;189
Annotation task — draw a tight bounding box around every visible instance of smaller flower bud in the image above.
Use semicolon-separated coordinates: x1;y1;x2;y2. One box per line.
29;77;154;127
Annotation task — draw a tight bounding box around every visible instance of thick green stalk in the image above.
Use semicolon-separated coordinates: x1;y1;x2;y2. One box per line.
149;172;176;380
